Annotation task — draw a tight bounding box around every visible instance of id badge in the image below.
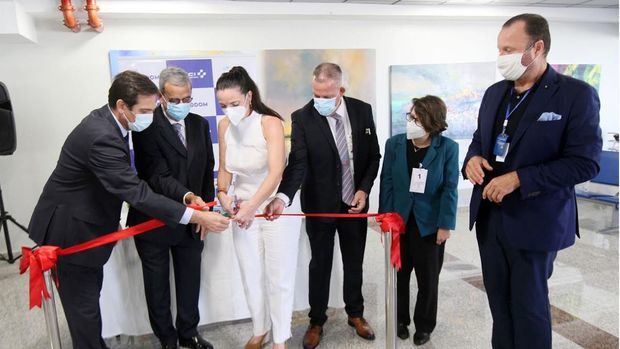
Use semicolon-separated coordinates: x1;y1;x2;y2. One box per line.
493;133;510;163
410;168;428;193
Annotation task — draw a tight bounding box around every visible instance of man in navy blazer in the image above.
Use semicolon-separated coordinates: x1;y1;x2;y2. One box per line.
127;67;216;349
463;14;602;348
28;71;229;349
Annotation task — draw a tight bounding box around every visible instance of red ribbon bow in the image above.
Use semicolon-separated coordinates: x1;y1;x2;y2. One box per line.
19;203;213;308
19;246;61;309
375;212;405;270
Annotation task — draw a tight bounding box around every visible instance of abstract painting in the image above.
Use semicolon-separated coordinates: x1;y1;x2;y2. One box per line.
552;64;602;91
262;49;376;139
390;62;496;140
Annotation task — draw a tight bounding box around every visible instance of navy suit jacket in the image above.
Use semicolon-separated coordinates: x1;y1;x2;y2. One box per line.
463;66;602;252
28;105;186;267
127;106;215;244
379;134;459;237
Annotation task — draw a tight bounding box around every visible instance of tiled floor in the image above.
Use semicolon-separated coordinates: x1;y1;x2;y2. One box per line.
1;201;617;348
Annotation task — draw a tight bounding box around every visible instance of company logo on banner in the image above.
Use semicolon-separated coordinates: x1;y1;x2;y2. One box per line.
166;59;214;88
109;50;258;177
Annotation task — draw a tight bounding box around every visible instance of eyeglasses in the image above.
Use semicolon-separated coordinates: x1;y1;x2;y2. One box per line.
162;95;193;105
405;112;421;125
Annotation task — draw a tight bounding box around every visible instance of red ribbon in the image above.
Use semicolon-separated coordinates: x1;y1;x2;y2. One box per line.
20;202;404;309
19;203;212;309
255;211;404;269
19;246;60;309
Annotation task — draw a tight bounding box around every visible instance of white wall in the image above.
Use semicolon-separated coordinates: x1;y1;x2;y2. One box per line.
0;14;617;252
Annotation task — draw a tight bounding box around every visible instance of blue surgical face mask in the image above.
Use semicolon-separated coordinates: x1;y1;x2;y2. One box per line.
123;110;153;132
166;102;191;121
313;96;338;117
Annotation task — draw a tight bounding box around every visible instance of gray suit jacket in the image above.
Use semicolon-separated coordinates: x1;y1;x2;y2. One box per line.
28;105;186;267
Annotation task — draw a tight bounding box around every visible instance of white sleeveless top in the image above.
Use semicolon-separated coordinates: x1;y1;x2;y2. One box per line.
225;111;272;203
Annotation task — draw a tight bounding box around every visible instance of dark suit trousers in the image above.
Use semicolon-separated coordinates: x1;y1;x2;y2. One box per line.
396;216;445;333
306;201;367;326
56;260;109;349
476;204;557;349
134;235;204;344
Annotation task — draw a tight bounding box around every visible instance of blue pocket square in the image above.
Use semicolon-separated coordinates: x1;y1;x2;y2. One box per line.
538;112;562;122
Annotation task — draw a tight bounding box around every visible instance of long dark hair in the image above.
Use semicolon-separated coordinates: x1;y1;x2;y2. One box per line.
215;66;282;120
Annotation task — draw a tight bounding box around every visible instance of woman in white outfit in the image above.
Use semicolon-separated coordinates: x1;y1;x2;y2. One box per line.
215;66;302;349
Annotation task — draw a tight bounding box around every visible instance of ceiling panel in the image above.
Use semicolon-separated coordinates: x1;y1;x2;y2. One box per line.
395;0;447;4
539;0;590;4
443;0;494;4
346;0;399;3
290;0;345;2
230;0;292;2
16;0;618;12
491;0;547;3
578;0;619;5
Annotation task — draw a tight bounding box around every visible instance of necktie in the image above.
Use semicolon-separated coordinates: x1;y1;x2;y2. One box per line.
173;123;187;148
124;134;136;171
331;113;355;205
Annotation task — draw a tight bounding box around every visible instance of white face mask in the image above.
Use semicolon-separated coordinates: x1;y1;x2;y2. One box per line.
406;119;427;140
497;45;538;81
223;94;250;126
224;106;247;126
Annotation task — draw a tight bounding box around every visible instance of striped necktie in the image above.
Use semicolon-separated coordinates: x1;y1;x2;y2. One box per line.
331;113;355;205
173;123;187;148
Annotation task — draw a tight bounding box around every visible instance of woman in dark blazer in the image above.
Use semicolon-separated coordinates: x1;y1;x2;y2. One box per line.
379;95;459;346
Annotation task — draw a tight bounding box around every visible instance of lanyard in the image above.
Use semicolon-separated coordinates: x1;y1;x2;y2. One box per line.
502;88;532;134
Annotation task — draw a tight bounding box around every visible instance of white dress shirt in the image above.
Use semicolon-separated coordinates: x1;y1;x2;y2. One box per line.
164;109;187;138
325;98;355;176
276;97;355;206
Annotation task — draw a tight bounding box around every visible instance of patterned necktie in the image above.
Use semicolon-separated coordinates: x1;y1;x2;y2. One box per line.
173;123;187;148
331;113;355;205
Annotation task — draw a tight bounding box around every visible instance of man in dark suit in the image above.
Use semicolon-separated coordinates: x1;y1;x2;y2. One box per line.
463;14;602;348
127;67;215;349
28;71;229;349
264;63;381;349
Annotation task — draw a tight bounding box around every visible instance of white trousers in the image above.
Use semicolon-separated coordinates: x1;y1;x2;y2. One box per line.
232;197;302;344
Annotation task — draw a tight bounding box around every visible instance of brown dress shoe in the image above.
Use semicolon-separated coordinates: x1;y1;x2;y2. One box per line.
302;324;323;349
244;332;269;349
347;317;376;340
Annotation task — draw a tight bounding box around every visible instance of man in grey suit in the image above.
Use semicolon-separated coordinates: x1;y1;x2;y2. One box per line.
28;70;229;349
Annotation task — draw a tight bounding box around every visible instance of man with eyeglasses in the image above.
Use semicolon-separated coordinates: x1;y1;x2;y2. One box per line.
28;70;228;349
127;67;216;349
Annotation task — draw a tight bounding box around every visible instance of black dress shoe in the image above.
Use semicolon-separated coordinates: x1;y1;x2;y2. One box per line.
397;323;410;340
413;331;431;346
179;335;214;349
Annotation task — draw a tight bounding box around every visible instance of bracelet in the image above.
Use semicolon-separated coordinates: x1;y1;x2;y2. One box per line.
183;192;195;205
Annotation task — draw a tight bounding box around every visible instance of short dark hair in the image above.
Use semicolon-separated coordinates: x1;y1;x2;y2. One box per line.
108;70;159;109
411;95;448;136
503;13;551;57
